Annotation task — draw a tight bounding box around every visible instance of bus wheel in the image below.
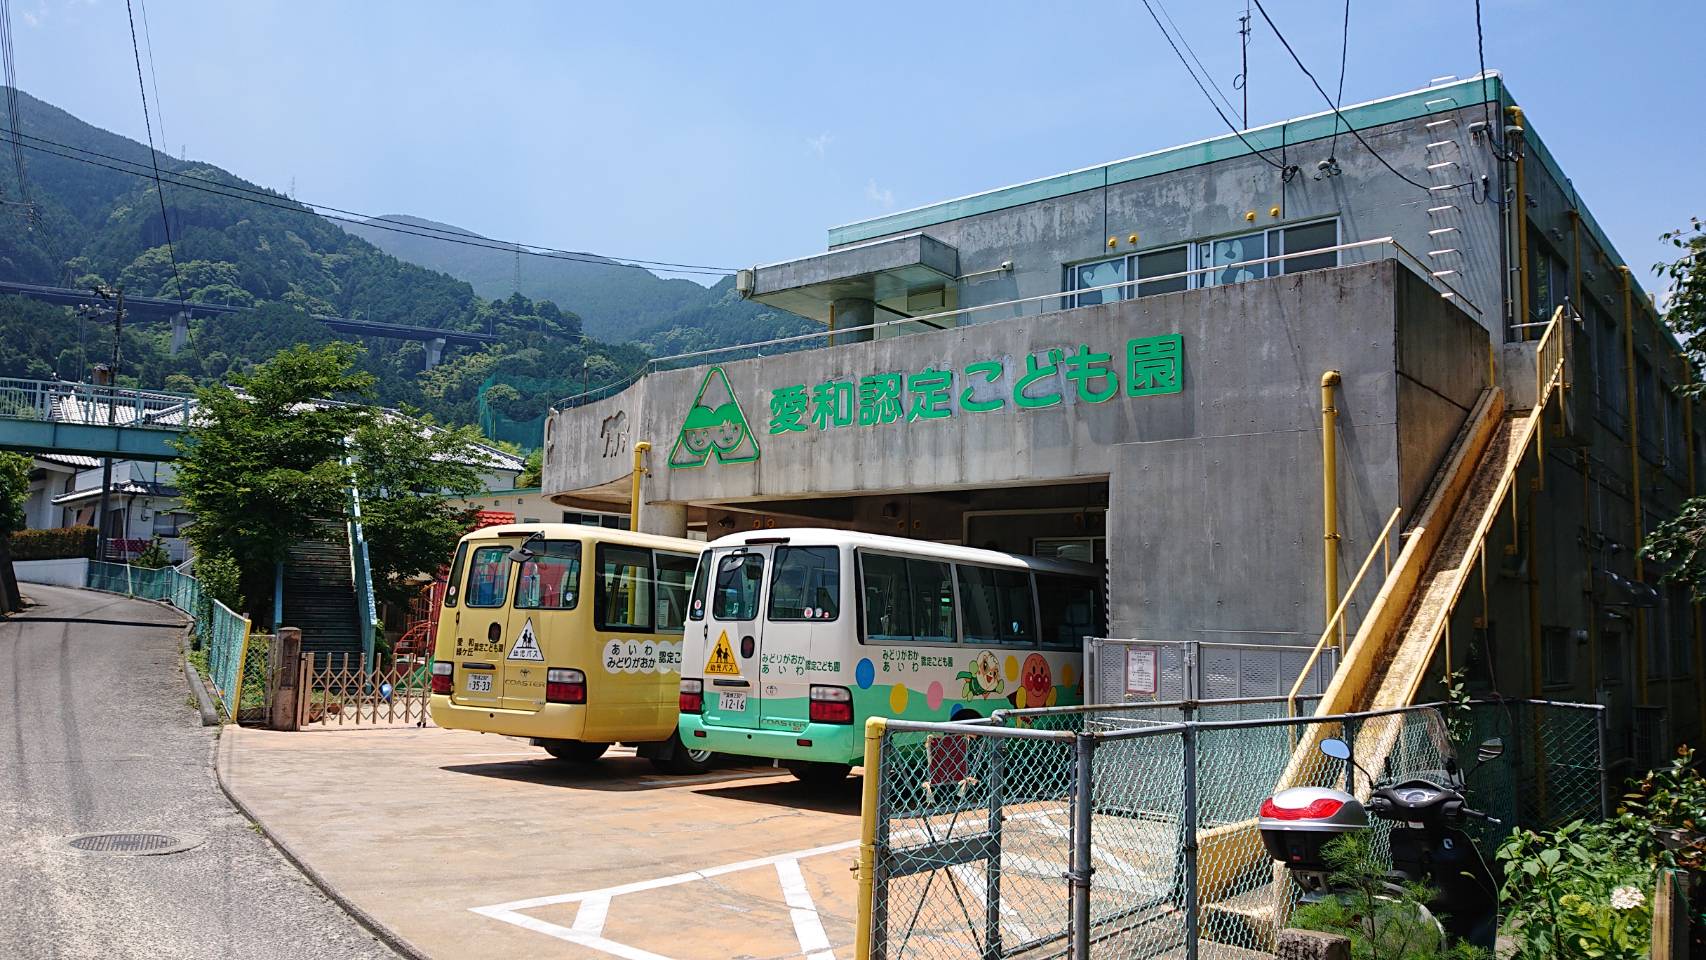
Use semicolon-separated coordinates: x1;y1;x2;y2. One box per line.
785;761;852;787
542;740;608;763
650;732;715;775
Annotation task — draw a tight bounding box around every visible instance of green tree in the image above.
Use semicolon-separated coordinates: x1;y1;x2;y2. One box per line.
0;452;29;536
174;343;375;612
350;413;483;606
1641;218;1706;592
518;448;543;488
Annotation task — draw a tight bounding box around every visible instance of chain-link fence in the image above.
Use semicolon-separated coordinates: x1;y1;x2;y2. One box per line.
859;697;1605;960
86;560;253;721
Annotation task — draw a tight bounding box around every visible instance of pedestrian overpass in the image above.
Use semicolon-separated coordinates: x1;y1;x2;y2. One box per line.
0;377;189;460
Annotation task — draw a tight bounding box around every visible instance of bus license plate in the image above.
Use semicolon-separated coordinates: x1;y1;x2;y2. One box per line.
720;692;747;713
466;673;493;693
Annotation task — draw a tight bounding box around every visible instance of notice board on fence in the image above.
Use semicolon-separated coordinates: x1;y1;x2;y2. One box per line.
1124;646;1158;696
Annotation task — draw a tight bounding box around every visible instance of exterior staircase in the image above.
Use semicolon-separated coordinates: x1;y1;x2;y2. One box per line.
282;524;364;665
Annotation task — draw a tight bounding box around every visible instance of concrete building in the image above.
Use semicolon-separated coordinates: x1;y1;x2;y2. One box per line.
542;74;1700;766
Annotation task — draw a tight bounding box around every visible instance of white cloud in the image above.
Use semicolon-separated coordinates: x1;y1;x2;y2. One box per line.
865;179;895;209
806;132;833;157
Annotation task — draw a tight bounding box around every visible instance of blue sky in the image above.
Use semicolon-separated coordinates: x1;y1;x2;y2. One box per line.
10;0;1704;291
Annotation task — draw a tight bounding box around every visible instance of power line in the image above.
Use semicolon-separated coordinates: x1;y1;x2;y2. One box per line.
1153;0;1240;124
124;0;190;315
137;0;167;158
1137;0;1286;171
0;0;27;204
1249;0;1431;193
0;125;736;277
1327;0;1350;162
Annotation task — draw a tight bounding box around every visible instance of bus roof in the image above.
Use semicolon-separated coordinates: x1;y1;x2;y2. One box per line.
461;523;704;553
708;527;1099;577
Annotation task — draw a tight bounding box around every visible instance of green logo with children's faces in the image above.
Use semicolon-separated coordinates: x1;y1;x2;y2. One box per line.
669;366;760;469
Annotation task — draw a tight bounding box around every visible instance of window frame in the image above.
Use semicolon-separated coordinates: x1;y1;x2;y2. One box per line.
512;539;583;611
687;550;713;622
442;541;469;607
766;545;843;623
1064;219;1339;302
1035;571;1106;649
854;548;962;647
463;544;514;609
709;549;767;623
954;563;1039;648
594;542;658;633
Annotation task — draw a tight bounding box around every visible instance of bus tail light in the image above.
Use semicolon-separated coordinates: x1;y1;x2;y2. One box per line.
678;679;703;714
809;685;853;725
430;660;453;695
546;668;586;704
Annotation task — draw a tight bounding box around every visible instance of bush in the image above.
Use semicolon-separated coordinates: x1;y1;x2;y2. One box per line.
6;525;97;560
133;538;172;569
197;550;244;611
1497;818;1657;959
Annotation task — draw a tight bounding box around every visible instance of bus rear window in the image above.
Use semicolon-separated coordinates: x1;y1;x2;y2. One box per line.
443;542;469;607
465;546;512;608
688;551;712;621
1037;573;1105;646
712;552;765;621
515;541;581;610
768;547;839;621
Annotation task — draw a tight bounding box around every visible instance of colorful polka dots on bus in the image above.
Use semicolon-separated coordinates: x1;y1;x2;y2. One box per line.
926;680;943;710
889;683;909;713
855;657;875;689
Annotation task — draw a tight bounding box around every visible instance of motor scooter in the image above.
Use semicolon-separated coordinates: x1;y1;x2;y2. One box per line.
1257;734;1505;950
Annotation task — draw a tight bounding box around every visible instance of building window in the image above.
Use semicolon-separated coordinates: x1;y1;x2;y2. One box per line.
1134;246;1189;296
1527;235;1570;324
1200;231;1269;286
1596;307;1626;423
1068;257;1127;307
1276;220;1339;274
1600;628;1626;684
1637;358;1661;460
1665;388;1684;465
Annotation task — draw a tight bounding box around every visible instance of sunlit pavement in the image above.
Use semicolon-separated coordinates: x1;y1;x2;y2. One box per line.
218;725;863;959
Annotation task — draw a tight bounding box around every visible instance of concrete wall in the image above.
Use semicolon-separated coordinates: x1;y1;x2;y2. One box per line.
14;558;89;587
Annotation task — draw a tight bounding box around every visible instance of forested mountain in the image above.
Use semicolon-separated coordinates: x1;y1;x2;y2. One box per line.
340;214;813;352
0;87;796;439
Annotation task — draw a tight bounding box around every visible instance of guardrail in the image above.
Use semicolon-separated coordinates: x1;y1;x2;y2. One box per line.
1287;505;1405;717
0;377;195;430
552;238;1482;411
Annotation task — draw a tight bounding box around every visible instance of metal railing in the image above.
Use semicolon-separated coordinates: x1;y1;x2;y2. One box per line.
1287;506;1405;717
85;559;253;720
857;697;1605;960
553;238;1480;410
0;377;195;430
343;472;380;666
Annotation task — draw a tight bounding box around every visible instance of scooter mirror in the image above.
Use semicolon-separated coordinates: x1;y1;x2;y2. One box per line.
1319;737;1351;760
1476;737;1504;763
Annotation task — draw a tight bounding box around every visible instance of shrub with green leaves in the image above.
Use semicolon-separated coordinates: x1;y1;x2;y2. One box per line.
5;525;97;560
1496;818;1656;959
1291;832;1488;960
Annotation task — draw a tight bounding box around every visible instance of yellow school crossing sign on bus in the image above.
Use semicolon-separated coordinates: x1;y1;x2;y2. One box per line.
704;631;741;676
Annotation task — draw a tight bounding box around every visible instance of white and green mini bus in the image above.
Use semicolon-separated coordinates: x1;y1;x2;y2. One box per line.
677;529;1104;784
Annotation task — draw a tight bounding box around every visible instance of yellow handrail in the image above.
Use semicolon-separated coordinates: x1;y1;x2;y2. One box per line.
1287;505;1404;717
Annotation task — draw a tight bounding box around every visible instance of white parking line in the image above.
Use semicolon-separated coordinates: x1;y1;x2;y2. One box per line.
471;839;859;959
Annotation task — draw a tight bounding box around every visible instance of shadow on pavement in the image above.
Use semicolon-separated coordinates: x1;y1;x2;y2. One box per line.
441;755;787;792
696;776;864;815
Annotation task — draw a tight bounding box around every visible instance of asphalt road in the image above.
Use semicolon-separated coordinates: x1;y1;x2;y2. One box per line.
0;583;396;960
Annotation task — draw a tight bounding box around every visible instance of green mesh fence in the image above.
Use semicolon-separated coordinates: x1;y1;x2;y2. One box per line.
866;698;1605;959
476;371;555;451
86;560;252;721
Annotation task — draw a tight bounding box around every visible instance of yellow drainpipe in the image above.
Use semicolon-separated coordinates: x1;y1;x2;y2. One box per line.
1321;371;1342;636
1509;106;1530;339
629;440;652;532
855;717;886;960
1619;268;1647;703
1688;379;1705;730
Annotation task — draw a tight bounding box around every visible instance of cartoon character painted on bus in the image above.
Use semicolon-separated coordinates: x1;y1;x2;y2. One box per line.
1009;653;1057;710
957;650;1005;700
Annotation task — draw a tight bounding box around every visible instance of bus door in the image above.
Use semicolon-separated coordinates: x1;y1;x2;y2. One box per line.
503;539;582;712
698;545;771;729
451;540;516;709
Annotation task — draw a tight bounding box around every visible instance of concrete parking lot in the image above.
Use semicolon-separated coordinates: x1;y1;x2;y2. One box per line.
218;725;864;959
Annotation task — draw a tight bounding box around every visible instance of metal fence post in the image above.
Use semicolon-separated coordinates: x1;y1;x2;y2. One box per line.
1070;732;1096;960
984;736;1004;960
1597;705;1611;820
1182;724;1200;960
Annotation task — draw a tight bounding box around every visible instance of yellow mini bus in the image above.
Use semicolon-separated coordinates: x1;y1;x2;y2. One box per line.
428;524;711;772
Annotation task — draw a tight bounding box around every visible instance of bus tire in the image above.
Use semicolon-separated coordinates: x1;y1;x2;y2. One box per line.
650;732;715;775
542;740;608;763
785;761;852;787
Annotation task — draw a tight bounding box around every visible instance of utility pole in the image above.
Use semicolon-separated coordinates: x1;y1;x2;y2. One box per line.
1238;2;1252;129
84;285;124;561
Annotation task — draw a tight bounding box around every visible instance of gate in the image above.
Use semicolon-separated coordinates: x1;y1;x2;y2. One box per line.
299;653;435;728
1084;637;1339;705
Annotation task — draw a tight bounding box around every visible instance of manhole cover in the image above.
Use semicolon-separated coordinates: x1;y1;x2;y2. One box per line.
67;832;202;856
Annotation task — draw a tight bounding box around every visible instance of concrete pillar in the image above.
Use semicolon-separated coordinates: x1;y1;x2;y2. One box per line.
831;297;876;344
268;627;303;731
637;501;688;539
169;312;190;356
424;337;447;369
